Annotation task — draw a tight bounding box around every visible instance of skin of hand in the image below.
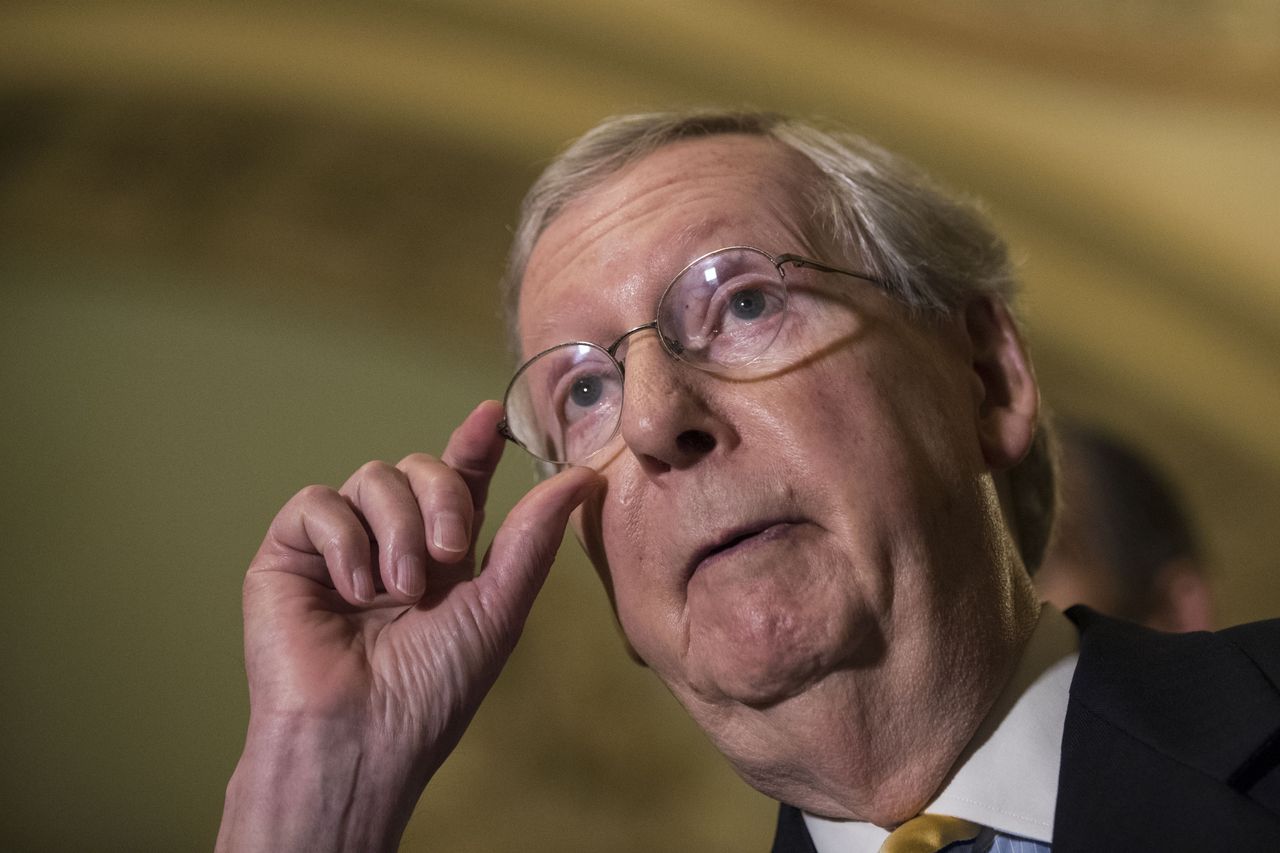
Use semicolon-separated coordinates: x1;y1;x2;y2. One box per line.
217;400;602;853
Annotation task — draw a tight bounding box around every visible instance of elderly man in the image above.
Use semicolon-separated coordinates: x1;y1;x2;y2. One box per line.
217;111;1280;852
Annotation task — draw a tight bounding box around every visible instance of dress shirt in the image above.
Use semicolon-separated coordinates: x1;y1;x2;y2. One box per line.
802;605;1079;852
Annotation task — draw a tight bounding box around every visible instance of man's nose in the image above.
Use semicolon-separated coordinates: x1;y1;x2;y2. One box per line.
616;335;730;475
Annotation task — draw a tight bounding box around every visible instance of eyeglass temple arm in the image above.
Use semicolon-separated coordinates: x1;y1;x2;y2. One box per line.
775;253;885;287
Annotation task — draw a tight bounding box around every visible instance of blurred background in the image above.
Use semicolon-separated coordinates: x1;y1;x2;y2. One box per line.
1;1;1277;850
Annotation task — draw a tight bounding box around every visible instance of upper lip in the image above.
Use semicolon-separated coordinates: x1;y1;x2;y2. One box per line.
686;517;802;576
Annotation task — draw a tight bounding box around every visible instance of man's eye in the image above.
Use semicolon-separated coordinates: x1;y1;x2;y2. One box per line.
569;375;604;408
728;288;767;321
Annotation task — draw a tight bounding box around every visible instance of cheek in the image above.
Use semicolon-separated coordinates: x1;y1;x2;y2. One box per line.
762;357;910;499
571;491;660;667
802;340;977;480
570;500;613;600
759;345;981;589
573;467;676;654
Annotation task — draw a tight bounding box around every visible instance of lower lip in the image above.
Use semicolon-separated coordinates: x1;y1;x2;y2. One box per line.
694;522;801;574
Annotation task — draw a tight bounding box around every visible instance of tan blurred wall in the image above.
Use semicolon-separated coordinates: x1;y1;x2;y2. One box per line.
1;1;1277;850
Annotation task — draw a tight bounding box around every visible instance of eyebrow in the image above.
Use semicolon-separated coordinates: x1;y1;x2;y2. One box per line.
522;216;769;353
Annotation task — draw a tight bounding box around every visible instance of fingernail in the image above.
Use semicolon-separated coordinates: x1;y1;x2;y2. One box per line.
396;554;424;597
352;569;375;604
433;513;468;553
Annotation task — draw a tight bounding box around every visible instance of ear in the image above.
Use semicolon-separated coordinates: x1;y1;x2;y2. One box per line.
963;296;1039;470
1148;559;1215;633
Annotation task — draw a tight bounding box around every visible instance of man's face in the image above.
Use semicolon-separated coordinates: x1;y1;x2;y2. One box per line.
517;135;1024;780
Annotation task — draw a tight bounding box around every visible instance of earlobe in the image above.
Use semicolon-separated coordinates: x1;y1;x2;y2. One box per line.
964;296;1039;470
1151;560;1215;633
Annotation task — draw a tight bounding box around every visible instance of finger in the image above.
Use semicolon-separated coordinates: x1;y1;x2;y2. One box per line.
396;453;476;567
397;399;505;564
439;400;507;516
474;465;604;642
257;483;377;606
339;461;429;601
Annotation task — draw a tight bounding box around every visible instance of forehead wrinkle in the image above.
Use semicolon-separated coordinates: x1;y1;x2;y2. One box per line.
518;137;825;357
527;136;808;286
521;215;746;358
520;208;719;356
523;149;727;292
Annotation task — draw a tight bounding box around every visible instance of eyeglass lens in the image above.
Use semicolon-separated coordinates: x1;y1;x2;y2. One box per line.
503;247;789;464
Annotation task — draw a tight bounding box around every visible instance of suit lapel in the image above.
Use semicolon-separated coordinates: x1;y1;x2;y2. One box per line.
770;609;1280;852
771;802;818;853
1055;607;1280;851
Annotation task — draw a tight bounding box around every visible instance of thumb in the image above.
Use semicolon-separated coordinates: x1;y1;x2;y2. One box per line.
474;466;603;641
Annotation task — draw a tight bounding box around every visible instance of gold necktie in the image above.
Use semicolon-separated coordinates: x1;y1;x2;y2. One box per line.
878;814;983;853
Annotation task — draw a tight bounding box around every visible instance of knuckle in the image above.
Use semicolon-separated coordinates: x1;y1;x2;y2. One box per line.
425;477;473;520
295;483;338;505
396;451;439;471
345;460;409;501
507;521;548;559
400;457;468;501
354;459;395;481
322;525;366;556
428;466;469;497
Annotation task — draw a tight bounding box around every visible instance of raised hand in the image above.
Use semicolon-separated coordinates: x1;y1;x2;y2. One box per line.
217;401;601;853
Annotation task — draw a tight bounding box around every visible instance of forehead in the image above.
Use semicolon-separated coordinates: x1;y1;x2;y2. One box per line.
517;135;823;356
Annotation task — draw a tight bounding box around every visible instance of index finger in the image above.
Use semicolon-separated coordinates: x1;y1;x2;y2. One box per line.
437;399;508;511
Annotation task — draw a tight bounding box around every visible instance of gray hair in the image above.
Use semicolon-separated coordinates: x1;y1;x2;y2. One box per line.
500;109;1056;573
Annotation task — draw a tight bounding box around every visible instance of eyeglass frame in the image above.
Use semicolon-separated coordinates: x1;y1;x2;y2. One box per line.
496;245;885;464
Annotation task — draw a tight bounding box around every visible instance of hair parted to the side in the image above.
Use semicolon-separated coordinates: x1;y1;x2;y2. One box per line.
500;108;1056;573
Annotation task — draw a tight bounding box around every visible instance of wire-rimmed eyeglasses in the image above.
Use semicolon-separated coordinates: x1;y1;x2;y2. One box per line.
498;245;881;466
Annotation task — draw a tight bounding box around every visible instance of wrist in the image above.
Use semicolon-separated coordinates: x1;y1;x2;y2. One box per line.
217;714;426;853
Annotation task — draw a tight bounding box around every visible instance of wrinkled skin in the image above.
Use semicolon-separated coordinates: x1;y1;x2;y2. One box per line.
219;132;1043;851
518;135;1041;821
218;403;601;852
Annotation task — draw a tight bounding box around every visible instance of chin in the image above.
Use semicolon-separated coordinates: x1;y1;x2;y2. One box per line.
686;601;852;708
700;651;828;708
681;548;872;708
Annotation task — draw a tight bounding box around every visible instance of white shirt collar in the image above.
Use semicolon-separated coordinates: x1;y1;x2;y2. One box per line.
802;605;1079;852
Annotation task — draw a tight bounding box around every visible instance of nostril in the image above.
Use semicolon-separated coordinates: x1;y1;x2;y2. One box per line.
676;429;716;456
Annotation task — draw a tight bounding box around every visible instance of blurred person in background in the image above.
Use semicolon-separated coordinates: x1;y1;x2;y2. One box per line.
217;110;1280;852
1037;423;1214;633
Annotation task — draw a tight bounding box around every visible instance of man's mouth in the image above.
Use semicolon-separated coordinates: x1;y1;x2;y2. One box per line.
688;520;803;576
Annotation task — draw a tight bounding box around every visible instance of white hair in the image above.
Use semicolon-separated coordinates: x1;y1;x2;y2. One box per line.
500;109;1056;571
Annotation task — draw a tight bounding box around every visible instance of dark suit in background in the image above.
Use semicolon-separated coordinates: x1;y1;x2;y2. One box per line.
773;609;1280;852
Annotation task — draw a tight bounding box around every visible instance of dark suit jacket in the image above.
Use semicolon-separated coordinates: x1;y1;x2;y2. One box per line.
771;608;1280;852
